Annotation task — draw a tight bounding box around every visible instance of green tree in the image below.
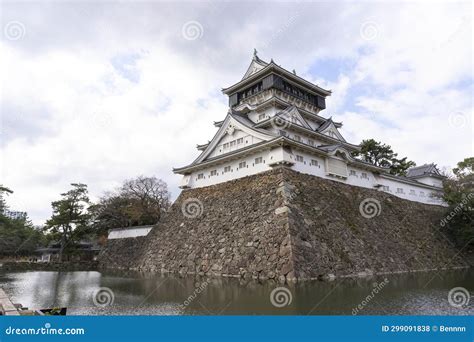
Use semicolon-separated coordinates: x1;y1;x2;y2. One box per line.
0;186;46;256
45;183;90;261
352;139;416;176
0;185;13;214
89;194;134;235
453;157;474;179
442;157;474;249
0;216;45;256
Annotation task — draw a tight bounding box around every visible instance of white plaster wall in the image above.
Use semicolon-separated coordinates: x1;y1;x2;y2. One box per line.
187;151;273;188
182;147;444;206
288;149;326;178
346;167;377;188
373;175;442;205
248;107;278;123
415;176;443;188
283;148;443;205
108;226;153;239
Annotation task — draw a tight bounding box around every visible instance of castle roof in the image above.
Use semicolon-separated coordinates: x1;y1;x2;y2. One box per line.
253;107;355;150
406;163;445;179
222;53;331;97
241;50;269;80
316;117;342;131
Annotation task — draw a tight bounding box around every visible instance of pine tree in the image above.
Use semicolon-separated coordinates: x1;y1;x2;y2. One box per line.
45;183;90;261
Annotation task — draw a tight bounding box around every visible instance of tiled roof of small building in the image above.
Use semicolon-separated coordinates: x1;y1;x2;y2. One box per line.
407;163;442;178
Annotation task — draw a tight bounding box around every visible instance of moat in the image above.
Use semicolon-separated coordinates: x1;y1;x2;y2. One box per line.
0;269;472;315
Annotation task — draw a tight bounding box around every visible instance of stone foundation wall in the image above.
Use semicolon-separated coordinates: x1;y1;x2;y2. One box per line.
281;170;467;280
99;168;469;281
138;170;293;281
99;236;148;270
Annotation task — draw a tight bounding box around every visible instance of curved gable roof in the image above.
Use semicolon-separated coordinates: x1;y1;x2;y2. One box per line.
407;163;444;179
177;111;278;169
242;55;268;80
316;118;346;142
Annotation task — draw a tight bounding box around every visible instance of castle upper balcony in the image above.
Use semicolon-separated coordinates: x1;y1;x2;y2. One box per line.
222;53;331;115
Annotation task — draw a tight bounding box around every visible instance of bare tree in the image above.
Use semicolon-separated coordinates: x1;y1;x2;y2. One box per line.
91;176;171;233
120;176;171;221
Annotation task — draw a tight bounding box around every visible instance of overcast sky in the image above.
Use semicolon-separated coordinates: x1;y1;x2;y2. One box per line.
1;0;472;225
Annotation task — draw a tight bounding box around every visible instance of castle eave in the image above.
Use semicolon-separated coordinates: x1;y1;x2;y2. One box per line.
256;118;360;152
173;137;284;174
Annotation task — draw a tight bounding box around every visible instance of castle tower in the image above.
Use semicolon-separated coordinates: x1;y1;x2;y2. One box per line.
173;52;443;205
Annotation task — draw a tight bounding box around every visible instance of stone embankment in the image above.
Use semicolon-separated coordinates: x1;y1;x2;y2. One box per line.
99;168;470;282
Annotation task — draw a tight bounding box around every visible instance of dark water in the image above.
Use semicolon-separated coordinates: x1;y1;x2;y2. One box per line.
0;268;472;315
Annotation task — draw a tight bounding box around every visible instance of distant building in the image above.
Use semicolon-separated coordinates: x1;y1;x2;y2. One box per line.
174;51;445;205
4;210;27;220
36;241;101;262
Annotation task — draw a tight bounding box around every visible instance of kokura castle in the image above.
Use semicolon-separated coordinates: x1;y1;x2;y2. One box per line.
101;52;464;280
174;52;445;206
